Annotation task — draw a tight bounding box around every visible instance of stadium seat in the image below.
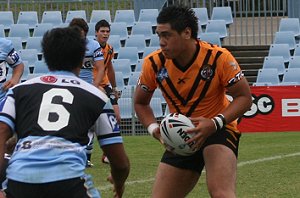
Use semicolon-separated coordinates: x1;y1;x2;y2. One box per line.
134;59;144;72
192;7;209;26
149;34;159;47
0;11;14;31
6;37;23;51
19;49;39;67
150;98;164;118
17;11;38;30
279;18;300;37
120;85;135;98
274;31;296;50
87;22;96;37
25;36;43;54
254;68;280;86
211;7;233;25
33;23;54;37
262;56;285;75
112;59;131;79
90;10;111;23
125;34;146;54
143;46;160;58
113;10;135;28
8;24;30;43
0;25;5;38
110;22;128;41
268;44;291;63
65;10;87;23
33;60;49;74
41;11;63;27
199;32;222;46
107;35;121;55
205;20;228;39
117;47;139;66
138;9;158;27
115;71;125;90
281;68;300;85
152;89;166;104
293;44;300;56
288;56;300;69
131;22;153;40
127;72;140;86
118;98;133;119
197;21;203;38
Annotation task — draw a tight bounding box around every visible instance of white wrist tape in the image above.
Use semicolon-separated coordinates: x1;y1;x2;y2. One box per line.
147;123;159;135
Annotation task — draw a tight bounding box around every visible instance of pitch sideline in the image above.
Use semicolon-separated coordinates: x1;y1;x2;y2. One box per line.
98;152;300;191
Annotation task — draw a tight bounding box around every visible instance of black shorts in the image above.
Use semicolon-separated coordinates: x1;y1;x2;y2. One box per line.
5;175;100;198
161;128;241;174
104;85;118;105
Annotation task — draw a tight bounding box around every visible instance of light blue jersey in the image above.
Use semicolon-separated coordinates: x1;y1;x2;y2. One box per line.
0;72;108;184
0;38;22;100
80;38;104;84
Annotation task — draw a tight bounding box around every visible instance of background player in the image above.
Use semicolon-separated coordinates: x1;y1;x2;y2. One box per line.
69;18;105;167
134;5;252;198
95;19;122;164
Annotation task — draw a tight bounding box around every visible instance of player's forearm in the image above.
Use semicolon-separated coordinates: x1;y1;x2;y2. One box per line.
107;64;117;88
222;95;252;124
0;124;12;173
134;103;157;127
93;71;105;87
11;63;24;82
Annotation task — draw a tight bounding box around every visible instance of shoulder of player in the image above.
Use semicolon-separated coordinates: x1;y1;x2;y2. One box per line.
0;38;13;53
143;48;162;62
199;40;231;56
15;74;109;102
87;38;101;49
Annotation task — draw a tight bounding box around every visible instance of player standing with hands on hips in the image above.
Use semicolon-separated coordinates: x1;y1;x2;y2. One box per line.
134;5;252;198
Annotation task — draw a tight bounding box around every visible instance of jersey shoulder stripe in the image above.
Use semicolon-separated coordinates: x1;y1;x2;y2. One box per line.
16;74;108;102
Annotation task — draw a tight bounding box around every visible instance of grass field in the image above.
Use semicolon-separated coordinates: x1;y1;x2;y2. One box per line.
86;132;300;198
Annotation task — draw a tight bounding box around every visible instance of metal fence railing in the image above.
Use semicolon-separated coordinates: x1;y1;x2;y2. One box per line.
0;0;289;46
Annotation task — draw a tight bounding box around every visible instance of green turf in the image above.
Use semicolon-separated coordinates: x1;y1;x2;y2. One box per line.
86;132;300;197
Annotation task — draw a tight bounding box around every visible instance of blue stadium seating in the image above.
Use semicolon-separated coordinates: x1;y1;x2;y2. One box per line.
90;10;111;23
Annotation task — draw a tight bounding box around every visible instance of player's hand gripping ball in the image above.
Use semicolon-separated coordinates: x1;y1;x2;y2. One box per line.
160;113;196;156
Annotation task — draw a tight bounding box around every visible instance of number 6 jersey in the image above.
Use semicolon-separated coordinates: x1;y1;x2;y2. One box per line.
0;71;108;183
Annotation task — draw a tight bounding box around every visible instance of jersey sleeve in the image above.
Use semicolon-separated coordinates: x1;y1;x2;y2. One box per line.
4;40;22;68
137;58;158;92
93;41;104;62
218;51;244;87
0;89;16;132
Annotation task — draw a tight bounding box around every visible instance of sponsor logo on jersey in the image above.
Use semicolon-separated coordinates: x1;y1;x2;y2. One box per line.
228;71;243;85
40;75;57;83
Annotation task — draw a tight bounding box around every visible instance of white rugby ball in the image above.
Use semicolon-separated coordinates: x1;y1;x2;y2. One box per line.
160;113;196;156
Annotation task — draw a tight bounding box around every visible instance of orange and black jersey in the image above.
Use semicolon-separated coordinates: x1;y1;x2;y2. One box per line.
138;40;244;133
93;43;114;87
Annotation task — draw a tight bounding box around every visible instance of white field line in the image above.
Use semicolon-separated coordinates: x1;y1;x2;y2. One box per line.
98;152;300;191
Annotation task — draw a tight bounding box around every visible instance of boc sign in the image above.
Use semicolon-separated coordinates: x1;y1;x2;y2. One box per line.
238;86;300;132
